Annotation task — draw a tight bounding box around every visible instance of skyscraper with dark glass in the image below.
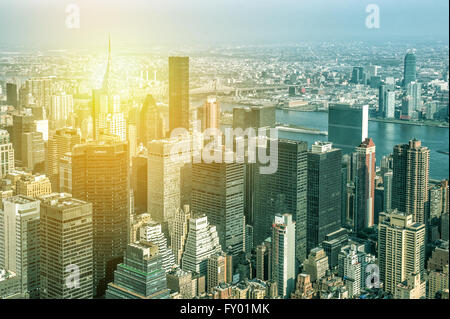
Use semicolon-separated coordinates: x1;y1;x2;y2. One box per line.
169;56;190;133
328;103;368;155
192;159;245;257
307;141;342;253
403;51;417;88
254;139;308;263
71;137;129;297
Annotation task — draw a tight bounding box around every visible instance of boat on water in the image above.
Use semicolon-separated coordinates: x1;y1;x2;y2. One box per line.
436;150;449;155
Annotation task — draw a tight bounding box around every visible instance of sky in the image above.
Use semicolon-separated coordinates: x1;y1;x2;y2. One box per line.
0;0;448;49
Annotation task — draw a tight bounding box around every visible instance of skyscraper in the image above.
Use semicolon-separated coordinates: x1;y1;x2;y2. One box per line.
392;139;430;224
181;215;222;276
353;138;376;233
12;113;35;166
139;221;175;273
71;138;129;296
254;139;307;262
383;171;393;212
378;209;425;294
6;83;18;108
198;96;220;131
171;205;191;266
385;90;396;119
403;51;417;88
50;93;74;130
0;130;15;179
271;214;296;299
138;94;165;147
169;56;190;132
39;193;93;299
192;160;245;257
0;196;40;298
105;241;170;299
307;141;342;253
328;104;368;154
46;128;80;191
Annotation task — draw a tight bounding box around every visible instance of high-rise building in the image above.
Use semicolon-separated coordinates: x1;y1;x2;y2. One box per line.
254;139;307;262
394;272;426;299
71;139;129;296
181;215;222;276
328;103;368;154
12;113;35;166
0;130;15;179
22;131;45;173
198;96;220;131
271;213;296;299
383;171;393;212
291;273;315;299
46;128;80;191
303;247;329;283
171;205;191;266
353;138;376;232
105;241;170;299
207;252;232;292
192;160;245;257
307;141;342;252
50;93;74;130
20;77;54;113
169;56;190;132
255;238;272;281
0;196;40;298
403;51;417;88
392;139;429;224
406;81;422;112
442;213;449;241
351;67;365;84
166;267;194;299
131;147;148;214
39;193;93;299
139;221;175;273
385;90;396;119
147;138;190;225
6;83;18;108
378;209;426;294
138;94;165;147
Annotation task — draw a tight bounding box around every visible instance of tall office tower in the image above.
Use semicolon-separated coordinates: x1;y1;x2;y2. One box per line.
16;174;52;198
105;112;126;142
131;147;148;214
105;241;170;299
171;205;191;266
353;138;376;233
378;209;426;294
192;160;245;257
383;171;393;212
321;228;348;268
255;238;272;281
338;244;376;292
169;56;190;133
58;154;72;194
22;131;45;173
50;93;74;130
351;67;365;84
340;247;361;298
181;215;222;276
12;113;35;165
303;247;329;283
0;196;40;298
328;104;368;154
254;139;307;262
6;83;18;107
138;94;165;147
232;105;276;227
139;221;175;273
378;84;386;116
392;139;430;224
147;138;190;225
271;214;296;299
166;268;194;298
198;96;220;131
244;224;253;254
306;142;342;252
20;77;54;112
46;128;80;191
406;82;422;112
385;90;396;119
39;193;93;299
0;130;15;178
401;96;414;119
207;252;232;292
403;51;417;88
71;139;129;297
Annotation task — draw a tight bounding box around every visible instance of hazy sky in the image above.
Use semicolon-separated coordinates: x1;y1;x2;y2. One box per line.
0;0;448;49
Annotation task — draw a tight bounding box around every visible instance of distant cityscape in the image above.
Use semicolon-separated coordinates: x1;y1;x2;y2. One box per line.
0;3;449;301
